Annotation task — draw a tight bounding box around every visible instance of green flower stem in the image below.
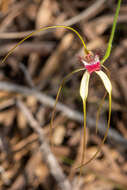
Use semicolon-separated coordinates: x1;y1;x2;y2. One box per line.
101;0;121;64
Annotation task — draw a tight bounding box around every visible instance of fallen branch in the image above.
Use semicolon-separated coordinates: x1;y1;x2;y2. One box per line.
0;81;127;148
0;0;106;39
17;99;72;190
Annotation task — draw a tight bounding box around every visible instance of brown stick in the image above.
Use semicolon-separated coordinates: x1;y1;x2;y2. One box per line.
0;81;127;147
17;99;72;190
0;0;106;39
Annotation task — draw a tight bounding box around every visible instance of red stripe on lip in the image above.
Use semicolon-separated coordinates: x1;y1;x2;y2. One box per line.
85;62;101;74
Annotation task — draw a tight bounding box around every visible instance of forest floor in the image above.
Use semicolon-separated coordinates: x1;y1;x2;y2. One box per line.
0;0;127;190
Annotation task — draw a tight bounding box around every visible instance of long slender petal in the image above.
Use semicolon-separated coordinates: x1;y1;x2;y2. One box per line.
1;26;89;64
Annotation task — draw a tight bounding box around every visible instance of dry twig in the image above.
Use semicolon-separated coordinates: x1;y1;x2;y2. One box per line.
0;81;126;148
0;0;107;39
17;99;72;190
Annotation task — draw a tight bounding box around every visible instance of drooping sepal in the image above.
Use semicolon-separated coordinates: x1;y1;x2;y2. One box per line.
80;71;90;101
95;70;112;94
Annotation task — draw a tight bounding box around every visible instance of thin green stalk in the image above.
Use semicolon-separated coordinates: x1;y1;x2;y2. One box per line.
101;0;121;64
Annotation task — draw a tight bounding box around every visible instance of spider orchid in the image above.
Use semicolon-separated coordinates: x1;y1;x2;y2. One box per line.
1;0;121;173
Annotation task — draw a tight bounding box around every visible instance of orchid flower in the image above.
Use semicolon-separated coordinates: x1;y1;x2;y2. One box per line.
1;0;121;173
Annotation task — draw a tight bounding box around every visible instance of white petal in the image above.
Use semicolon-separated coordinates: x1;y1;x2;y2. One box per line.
95;70;112;94
80;71;90;101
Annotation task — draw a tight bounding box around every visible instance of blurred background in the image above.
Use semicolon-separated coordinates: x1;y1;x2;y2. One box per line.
0;0;127;190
